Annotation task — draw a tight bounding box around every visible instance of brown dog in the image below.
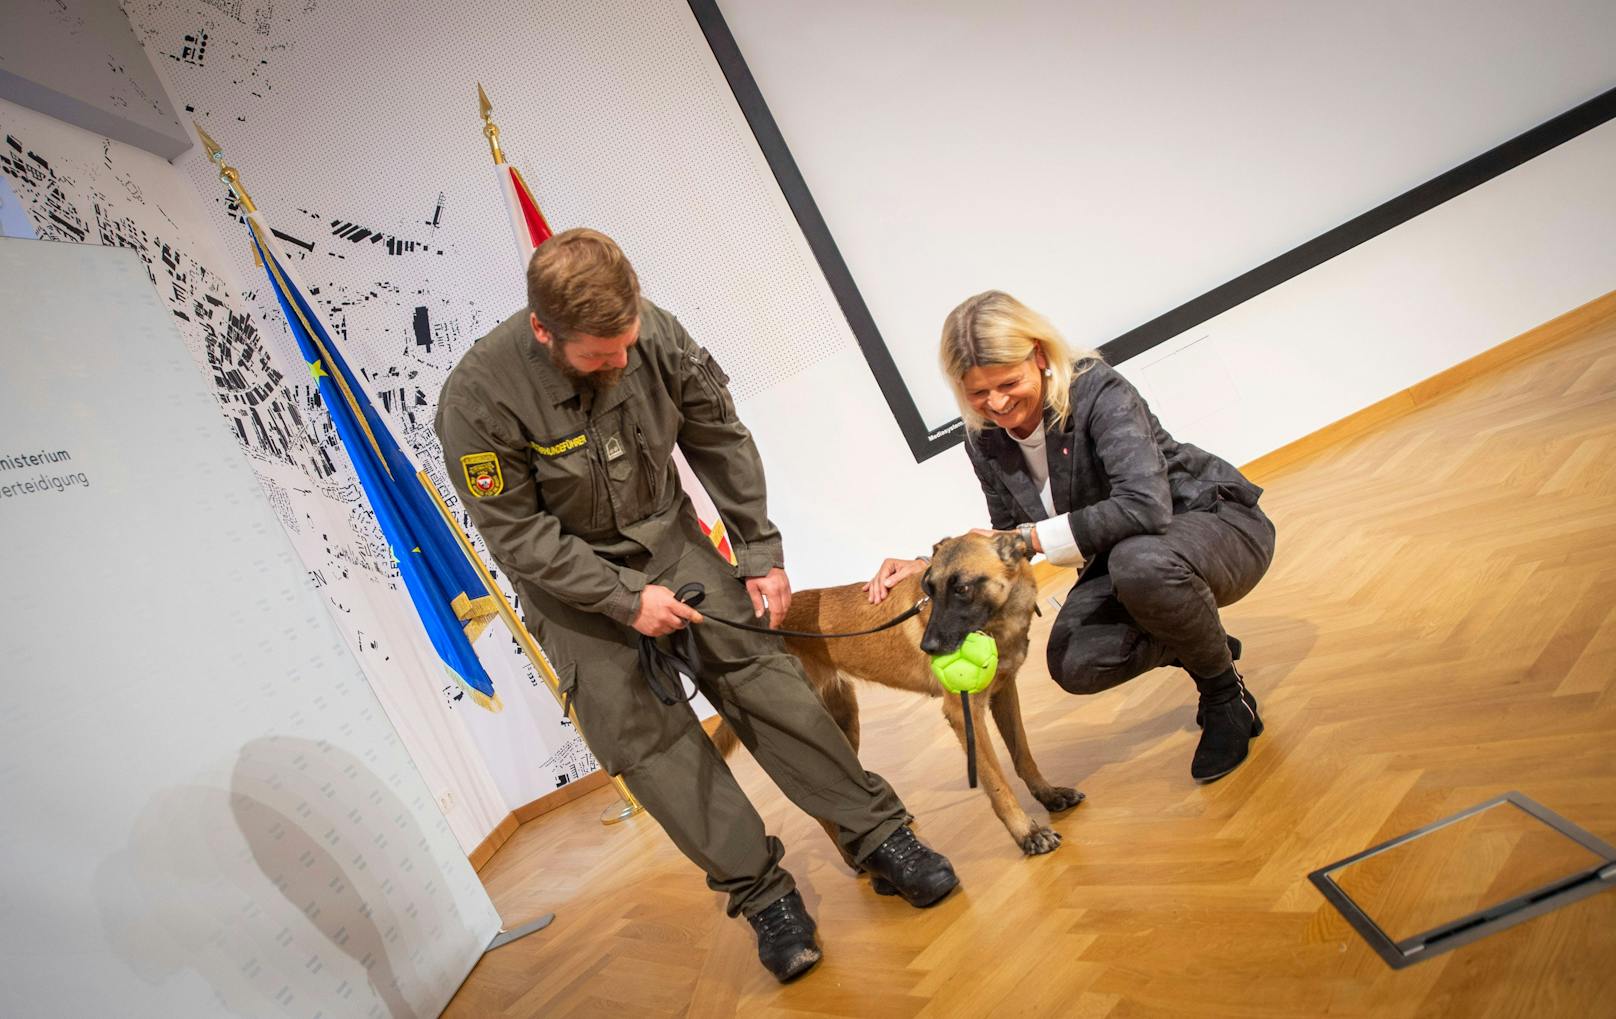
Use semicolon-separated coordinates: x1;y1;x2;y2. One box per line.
713;531;1082;855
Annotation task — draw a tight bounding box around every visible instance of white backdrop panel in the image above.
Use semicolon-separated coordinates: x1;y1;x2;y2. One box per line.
0;237;499;1018
0;93;514;850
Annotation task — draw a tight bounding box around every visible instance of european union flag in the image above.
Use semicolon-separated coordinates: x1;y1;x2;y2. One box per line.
245;214;502;711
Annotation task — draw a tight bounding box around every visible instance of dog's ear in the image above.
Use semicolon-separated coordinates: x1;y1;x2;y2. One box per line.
994;530;1034;565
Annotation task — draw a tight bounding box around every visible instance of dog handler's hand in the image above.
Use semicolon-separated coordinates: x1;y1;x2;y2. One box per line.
632;584;703;637
863;557;928;605
745;567;792;629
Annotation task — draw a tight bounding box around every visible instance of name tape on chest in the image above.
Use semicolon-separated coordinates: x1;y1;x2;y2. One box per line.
460;451;504;497
530;432;588;458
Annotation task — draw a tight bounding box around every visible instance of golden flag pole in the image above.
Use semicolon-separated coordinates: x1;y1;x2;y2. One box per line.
199;124;641;826
478;82;505;164
474;88;646;824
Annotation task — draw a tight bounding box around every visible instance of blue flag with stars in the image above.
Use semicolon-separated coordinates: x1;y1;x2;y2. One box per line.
245;214;502;711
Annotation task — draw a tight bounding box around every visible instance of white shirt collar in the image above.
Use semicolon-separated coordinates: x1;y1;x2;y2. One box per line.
1008;425;1046;451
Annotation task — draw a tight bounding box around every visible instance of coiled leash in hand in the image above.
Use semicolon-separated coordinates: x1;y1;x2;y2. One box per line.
637;581;997;791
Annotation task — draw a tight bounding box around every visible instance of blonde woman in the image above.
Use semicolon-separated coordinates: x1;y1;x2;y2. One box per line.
866;291;1275;782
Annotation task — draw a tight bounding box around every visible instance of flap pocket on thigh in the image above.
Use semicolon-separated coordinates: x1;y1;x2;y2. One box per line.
551;657;578;717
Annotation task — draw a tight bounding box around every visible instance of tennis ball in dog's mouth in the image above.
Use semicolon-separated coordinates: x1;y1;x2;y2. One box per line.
929;631;999;694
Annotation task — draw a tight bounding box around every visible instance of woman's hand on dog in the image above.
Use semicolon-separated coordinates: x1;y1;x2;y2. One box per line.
864;557;928;604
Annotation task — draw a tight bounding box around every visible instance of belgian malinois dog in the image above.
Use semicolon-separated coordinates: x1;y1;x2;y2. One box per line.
713;531;1082;855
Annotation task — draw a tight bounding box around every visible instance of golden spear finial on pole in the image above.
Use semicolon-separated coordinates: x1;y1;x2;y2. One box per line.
477;83;506;165
194;122;258;214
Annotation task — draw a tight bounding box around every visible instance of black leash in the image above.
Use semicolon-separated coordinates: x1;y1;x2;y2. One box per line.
672;582;928;638
637;582;981;794
635;582;927;706
961;698;977;788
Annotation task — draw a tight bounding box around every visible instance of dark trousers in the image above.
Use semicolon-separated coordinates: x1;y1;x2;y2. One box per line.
529;531;908;918
1047;500;1276;693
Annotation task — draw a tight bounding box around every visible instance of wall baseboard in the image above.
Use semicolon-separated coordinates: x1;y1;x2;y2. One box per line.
1242;288;1616;483
513;770;613;826
467;770;615;869
468;811;520;872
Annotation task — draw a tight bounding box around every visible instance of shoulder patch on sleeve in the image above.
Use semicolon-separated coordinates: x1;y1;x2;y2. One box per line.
461;451;504;497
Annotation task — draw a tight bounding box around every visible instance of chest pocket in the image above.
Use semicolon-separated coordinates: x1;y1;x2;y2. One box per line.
528;431;611;538
596;407;669;527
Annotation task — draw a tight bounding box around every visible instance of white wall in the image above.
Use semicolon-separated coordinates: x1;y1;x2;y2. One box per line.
1120;120;1616;469
742;118;1616;587
714;0;1616;585
718;0;1616;429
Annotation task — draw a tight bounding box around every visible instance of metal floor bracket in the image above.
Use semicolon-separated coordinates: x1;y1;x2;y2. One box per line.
1309;791;1616;969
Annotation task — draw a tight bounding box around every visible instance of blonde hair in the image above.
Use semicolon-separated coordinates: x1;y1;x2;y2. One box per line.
939;290;1100;432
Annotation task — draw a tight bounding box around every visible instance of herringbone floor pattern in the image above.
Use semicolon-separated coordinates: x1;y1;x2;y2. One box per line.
448;311;1616;1018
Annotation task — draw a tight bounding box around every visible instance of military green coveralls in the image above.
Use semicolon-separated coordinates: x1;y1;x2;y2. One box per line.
435;300;907;917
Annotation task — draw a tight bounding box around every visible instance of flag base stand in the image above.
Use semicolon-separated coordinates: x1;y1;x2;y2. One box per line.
600;797;642;825
446;912;555;1006
485;912;555;951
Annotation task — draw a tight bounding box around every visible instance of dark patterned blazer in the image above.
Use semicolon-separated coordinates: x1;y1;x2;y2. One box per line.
964;359;1262;564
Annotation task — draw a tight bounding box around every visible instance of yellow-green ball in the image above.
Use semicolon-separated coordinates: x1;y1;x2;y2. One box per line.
929;631;999;694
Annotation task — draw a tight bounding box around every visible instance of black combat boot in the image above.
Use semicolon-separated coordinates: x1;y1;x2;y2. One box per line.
746;889;821;983
861;825;959;907
1190;667;1263;783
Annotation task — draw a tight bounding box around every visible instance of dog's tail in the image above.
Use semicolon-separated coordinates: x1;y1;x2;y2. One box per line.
708;719;741;758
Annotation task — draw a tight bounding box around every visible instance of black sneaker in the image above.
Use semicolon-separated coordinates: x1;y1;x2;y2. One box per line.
1191;679;1264;783
746;890;821;983
861;825;959;907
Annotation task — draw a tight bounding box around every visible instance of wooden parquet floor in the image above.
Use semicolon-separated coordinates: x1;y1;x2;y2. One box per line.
447;312;1616;1018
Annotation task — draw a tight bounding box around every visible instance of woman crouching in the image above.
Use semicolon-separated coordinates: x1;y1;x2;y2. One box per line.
870;291;1276;782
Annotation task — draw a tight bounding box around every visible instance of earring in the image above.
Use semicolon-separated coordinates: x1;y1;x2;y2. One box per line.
1043;367;1053;377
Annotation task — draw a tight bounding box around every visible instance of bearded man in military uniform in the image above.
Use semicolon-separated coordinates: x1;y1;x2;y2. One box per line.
435;228;957;982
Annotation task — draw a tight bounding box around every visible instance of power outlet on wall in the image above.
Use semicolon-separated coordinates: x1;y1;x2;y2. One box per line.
438;791;456;814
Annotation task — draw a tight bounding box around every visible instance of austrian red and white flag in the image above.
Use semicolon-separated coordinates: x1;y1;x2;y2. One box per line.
495;156;736;564
498;163;552;266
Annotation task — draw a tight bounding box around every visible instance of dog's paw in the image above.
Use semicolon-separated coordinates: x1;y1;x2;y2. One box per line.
1036;786;1086;813
1018;825;1062;855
